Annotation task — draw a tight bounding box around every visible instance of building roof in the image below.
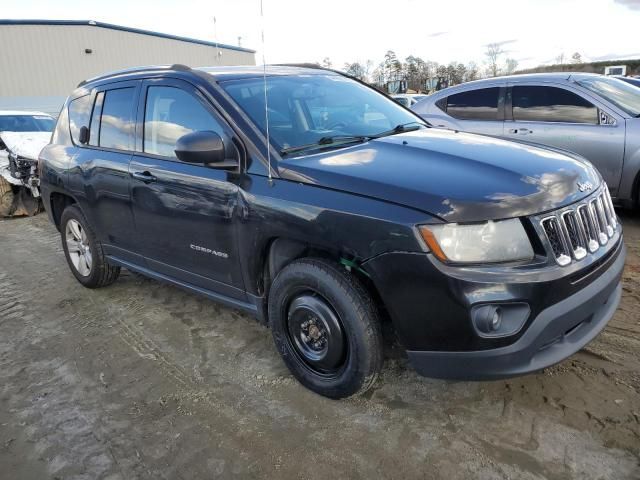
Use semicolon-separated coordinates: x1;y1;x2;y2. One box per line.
0;19;255;54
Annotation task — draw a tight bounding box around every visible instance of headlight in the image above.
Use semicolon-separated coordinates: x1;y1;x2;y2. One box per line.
419;219;534;264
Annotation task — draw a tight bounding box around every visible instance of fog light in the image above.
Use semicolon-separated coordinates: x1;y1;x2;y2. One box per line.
471;303;530;338
474;305;502;334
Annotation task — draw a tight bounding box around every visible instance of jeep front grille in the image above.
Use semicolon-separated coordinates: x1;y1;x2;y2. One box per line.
539;186;618;266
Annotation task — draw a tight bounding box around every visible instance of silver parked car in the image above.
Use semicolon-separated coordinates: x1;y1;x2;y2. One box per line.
412;73;640;206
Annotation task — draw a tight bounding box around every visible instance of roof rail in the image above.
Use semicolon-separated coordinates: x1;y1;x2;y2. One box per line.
272;63;324;70
77;64;191;87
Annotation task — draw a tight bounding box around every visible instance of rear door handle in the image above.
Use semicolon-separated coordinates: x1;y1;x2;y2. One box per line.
131;171;157;183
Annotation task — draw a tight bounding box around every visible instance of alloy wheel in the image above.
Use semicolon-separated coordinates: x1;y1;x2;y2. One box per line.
65;219;93;276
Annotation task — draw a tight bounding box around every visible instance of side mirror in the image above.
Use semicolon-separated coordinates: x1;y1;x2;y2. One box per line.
79;126;90;144
174;131;237;168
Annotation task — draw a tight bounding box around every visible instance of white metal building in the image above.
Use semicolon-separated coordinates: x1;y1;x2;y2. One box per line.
0;20;256;115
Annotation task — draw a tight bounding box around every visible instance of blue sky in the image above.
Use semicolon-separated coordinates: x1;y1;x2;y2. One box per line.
5;0;640;70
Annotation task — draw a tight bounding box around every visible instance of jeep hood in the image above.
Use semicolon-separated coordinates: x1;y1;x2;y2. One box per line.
279;129;600;223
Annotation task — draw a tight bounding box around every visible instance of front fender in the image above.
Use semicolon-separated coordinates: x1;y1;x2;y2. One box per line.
617;118;640;204
237;174;435;297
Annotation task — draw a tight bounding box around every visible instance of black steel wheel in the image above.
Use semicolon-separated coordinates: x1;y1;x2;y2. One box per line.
286;293;347;376
269;258;383;399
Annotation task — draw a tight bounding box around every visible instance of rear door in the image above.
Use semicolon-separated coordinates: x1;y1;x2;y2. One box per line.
129;78;245;299
66;81;142;264
504;83;625;194
430;86;505;136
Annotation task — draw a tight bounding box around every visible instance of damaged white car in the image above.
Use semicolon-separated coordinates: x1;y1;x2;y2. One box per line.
0;111;55;216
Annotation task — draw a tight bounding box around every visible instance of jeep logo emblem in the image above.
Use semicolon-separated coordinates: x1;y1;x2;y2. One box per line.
577;181;593;192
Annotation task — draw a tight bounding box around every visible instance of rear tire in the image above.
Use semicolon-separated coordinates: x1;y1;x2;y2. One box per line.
268;258;383;399
60;205;120;288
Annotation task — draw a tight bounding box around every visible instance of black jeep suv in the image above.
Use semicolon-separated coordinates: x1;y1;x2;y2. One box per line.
39;65;625;398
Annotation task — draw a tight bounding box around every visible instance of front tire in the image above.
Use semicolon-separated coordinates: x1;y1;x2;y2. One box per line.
60;205;120;288
268;258;383;399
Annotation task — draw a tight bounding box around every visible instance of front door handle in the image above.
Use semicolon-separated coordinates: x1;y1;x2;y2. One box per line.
509;128;533;135
131;171;157;183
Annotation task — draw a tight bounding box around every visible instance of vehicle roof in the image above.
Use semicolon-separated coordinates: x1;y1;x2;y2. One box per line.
196;65;339;81
77;64;338;88
421;72;620;102
434;72;612;91
0;110;53;117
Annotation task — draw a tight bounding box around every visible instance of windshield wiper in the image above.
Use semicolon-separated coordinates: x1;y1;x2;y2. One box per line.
370;121;428;139
280;135;369;156
279;122;429;156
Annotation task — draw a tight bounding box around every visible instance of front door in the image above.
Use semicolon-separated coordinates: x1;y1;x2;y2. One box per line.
129;78;245;300
504;84;625;195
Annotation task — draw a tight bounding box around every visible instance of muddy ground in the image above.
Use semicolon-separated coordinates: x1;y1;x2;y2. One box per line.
0;212;639;480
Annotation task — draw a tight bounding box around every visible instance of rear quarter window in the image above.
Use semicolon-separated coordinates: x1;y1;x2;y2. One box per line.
435;97;447;112
68;94;93;144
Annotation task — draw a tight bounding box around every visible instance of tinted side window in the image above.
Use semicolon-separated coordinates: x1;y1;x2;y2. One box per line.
512;86;598;124
446;88;499;120
68;94;93;144
99;87;136;150
144;86;224;158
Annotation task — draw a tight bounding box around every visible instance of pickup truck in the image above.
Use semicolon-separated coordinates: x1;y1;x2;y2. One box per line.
39;65;625;398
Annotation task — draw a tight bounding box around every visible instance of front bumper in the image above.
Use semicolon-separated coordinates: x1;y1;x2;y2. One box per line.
364;233;625;380
407;240;624;379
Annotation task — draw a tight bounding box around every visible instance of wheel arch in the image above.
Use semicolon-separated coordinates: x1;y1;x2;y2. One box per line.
259;237;392;333
48;191;77;231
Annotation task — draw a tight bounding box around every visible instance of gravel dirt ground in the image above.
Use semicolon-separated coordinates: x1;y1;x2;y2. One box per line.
0;211;639;480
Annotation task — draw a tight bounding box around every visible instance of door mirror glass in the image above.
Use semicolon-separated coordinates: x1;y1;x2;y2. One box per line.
175;130;236;168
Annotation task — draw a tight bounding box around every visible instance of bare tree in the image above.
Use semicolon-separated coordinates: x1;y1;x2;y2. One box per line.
571;52;583;64
505;58;519;75
321;57;332;68
465;62;480;82
383;51;402;81
555;52;566;65
485;43;504;77
344;62;367;81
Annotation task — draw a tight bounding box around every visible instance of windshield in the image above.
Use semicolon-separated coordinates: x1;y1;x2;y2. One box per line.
221;74;422;154
576;76;640;117
0;114;55;132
